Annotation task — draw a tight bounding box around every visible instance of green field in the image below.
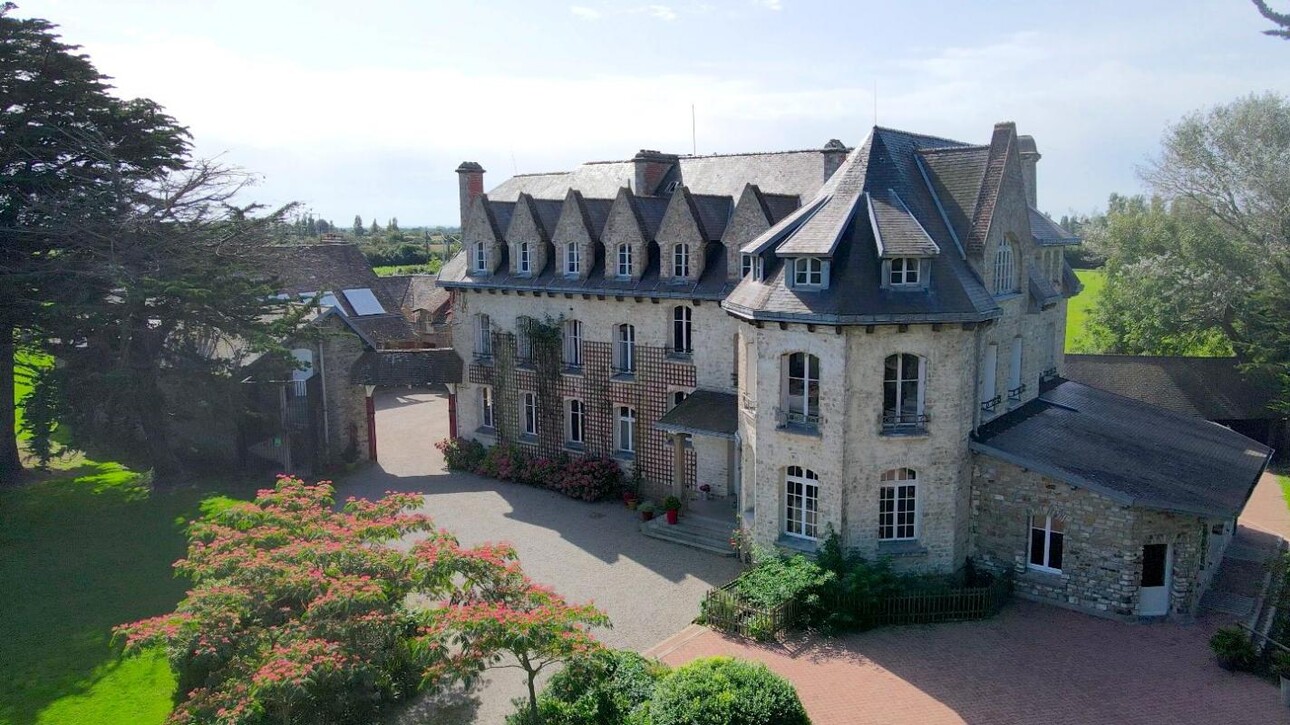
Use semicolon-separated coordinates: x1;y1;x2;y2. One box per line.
1065;268;1105;354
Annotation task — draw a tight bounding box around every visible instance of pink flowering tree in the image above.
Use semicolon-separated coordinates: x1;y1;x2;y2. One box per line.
115;475;605;725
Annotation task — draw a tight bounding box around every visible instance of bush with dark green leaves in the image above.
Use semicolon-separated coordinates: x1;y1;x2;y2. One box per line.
647;656;810;725
505;649;666;725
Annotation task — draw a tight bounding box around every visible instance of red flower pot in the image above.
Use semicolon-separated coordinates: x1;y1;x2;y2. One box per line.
665;509;679;525
641;510;654;522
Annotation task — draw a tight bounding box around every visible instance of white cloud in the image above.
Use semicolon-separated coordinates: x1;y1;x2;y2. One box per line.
569;6;602;19
753;0;783;10
642;5;678;21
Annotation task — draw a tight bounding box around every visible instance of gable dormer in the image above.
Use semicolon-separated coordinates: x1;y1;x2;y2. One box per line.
506;193;551;278
552;189;598;281
601;187;650;281
724;184;776;281
462;193;507;276
657;187;708;283
866;189;940;291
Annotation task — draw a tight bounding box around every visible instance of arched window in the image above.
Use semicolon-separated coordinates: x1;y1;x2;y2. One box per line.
616;243;633;278
671;305;692;356
673;243;690;279
616;406;636;453
517;241;531;274
562;319;582;369
784;466;820;539
475;314;492;359
882;353;924;431
564;243;581;276
782;352;820;426
878;468;917;541
473;241;487;273
992;240;1017;295
793;257;823;287
615;323;635;374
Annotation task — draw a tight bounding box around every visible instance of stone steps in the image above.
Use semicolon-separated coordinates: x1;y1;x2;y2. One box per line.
641;514;737;557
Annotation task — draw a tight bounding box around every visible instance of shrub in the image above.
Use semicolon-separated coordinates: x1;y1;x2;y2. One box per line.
662;495;682;512
521;455;565;490
478;443;526;481
555;455;622;502
811;530;901;630
648;656;811;725
505;649;667;725
1210;626;1257;671
733;550;831;609
437;437;486;471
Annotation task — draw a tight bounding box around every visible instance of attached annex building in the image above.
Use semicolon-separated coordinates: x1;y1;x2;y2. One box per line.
438;124;1271;621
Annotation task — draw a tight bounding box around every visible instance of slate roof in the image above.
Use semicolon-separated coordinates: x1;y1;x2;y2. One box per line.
655;390;739;439
867;189;941;257
917;146;988;246
350;349;463;388
1029;207;1081;246
1063;355;1282;421
261;244;395;315
345;314;417;348
971;380;1272;518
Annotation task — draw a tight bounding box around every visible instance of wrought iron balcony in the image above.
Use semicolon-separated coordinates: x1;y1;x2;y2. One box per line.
980;395;1002;413
775;408;820;432
881;411;929;434
1007;384;1028;401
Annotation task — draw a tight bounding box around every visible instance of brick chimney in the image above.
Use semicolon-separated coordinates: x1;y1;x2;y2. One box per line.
456;162;485;228
632;150;677;196
1017;135;1041;208
822;139;848;182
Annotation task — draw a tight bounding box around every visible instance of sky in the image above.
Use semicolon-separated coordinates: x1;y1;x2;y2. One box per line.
17;0;1290;226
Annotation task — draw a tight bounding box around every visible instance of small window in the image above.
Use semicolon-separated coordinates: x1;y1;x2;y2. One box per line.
755;256;765;280
480;386;495;429
878;469;917;541
673;243;690;279
522;391;537;436
793;257;824;287
889;258;920;286
567;399;586;444
475;314;492;359
616;406;636;454
565;243;581;276
616;243;633;278
518;242;531;274
671;305;692;356
992;241;1017;295
673;390;688;408
563;319;583;369
741;254;754;279
615;323;635;374
473;242;487;273
784;466;820;540
1029;514;1065;572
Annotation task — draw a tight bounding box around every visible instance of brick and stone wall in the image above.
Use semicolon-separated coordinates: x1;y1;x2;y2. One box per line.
318;317;371;464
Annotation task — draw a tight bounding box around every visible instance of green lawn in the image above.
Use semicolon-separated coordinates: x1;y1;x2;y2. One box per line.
372;261;443;277
1278;473;1290;513
1065;268;1105;354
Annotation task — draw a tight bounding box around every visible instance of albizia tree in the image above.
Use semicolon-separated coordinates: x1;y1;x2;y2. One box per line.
116;477;608;725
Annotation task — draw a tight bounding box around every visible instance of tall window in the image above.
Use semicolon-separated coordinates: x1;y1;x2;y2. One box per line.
616;243;633;278
565;243;581;276
981;343;999;412
522;391;537;436
784;466;820;539
616;406;636;454
889;258;920;286
883;353;924;430
616;323;635;373
1008;337;1024;400
475;314;492;359
671;305;692;355
518;242;531;274
672;243;690;279
473;241;487;273
516;316;533;363
480;386;494;429
783;352;820;425
878;469;917;541
563;319;582;369
793;257;823;287
1029;514;1065;572
567;399;586;445
992;241;1017;294
741;254;754;279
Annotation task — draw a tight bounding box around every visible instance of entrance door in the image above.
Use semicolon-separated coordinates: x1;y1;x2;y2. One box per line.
1138;543;1171;616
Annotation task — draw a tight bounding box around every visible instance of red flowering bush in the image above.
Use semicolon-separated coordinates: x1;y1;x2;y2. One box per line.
520;455;566;490
436;437;486;471
116;476;609;725
477;443;526;481
555;456;623;502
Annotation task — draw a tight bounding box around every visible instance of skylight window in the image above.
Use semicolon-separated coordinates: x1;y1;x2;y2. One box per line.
341;288;386;315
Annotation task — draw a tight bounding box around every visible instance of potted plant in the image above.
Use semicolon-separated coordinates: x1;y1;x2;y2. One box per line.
663;496;682;525
1272;649;1290;707
623;489;640;510
699;483;711;501
638;501;657;522
1209;625;1255;672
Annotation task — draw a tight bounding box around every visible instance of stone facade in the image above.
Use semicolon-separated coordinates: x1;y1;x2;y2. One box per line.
317;316;372;464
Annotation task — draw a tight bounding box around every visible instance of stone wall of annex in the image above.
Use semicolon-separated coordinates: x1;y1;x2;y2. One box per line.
317;317;371;464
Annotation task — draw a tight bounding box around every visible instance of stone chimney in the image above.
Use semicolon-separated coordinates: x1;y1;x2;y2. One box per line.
822;139;848;182
456;162;485;228
1017;135;1041;208
632;150;677;196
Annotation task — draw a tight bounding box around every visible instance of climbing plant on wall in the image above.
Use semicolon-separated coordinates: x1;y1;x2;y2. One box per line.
525;315;565;457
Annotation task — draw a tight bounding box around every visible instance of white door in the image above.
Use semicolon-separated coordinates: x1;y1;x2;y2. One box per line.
1138;543;1171;616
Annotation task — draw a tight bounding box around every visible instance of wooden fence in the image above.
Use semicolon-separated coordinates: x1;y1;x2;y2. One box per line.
700;581;799;641
835;573;1012;626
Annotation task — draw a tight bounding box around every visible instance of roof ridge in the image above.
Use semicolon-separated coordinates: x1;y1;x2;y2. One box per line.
918;144;990;155
874;125;971;147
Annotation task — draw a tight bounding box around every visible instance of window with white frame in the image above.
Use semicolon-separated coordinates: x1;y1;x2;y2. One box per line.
475;314;492;359
782;352;820;426
992;240;1017;295
516;316;533;363
564;243;581;276
981;342;999;412
567;399;586;445
878;468;917;541
793;257;824;287
517;242;531;275
616;406;636;454
615;323;635;374
1029;514;1065;572
889;257;920;286
480;386;495;429
616;243;633;278
741;254;754;279
882;353;925;430
472;241;487;273
563;319;583;369
1007;337;1024;401
522;391;537;437
672;243;690;279
671;305;692;355
784;466;820;539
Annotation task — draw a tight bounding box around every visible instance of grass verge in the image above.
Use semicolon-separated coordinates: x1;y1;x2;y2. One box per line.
1065;268;1105;353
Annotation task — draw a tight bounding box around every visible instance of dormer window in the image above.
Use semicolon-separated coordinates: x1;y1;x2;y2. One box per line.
741;254;754;279
793;258;824;288
564;243;581;277
889;258;920;286
616;243;633;278
472;242;487;274
517;242;531;275
756;256;765;280
672;243;690;279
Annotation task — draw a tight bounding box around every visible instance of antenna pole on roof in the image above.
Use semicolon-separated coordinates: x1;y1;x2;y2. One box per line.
873;80;878;127
691;103;697;156
510;149;518;176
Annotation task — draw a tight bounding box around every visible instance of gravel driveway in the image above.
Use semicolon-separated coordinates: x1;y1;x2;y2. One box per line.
334;389;741;724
